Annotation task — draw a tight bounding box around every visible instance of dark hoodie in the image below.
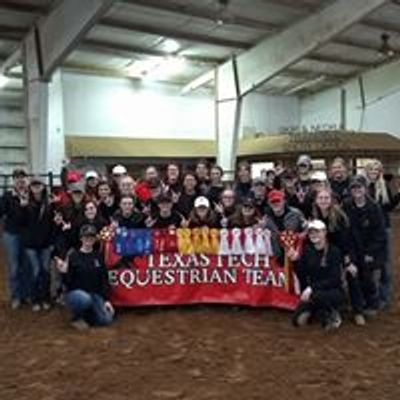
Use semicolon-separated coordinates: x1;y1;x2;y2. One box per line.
17;193;55;248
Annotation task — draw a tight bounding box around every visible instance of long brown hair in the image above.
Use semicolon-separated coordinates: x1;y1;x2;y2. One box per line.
312;188;349;232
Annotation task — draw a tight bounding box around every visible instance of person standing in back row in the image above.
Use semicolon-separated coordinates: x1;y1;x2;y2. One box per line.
0;169;30;309
343;175;387;321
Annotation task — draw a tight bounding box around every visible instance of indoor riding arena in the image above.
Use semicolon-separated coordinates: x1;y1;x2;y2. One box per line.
1;1;400;399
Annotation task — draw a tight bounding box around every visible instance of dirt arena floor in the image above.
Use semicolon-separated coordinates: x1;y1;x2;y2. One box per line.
1;218;400;400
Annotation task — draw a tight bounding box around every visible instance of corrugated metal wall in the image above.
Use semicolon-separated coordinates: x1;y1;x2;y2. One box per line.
0;78;28;176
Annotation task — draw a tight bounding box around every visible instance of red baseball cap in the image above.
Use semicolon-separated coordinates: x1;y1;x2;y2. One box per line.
268;190;285;203
67;170;81;184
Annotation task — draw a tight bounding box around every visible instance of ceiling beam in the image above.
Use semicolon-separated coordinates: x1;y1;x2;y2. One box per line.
0;1;48;15
363;18;400;34
120;0;279;32
259;0;320;12
26;0;117;80
100;18;251;50
79;39;223;64
113;0;393;58
218;0;388;98
306;54;371;67
0;47;22;76
285;68;351;81
0;25;28;41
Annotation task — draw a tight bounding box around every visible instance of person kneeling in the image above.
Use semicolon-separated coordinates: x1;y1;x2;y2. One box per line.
55;224;114;330
290;220;346;331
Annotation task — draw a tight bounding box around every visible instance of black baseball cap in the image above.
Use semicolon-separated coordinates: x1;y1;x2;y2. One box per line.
157;193;173;204
349;175;368;189
242;197;255;207
79;224;97;238
12;169;27;178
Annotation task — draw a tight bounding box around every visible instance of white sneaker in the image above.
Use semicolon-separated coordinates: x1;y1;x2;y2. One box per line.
32;304;41;312
296;311;312;327
42;302;51;311
11;299;21;310
354;314;366;326
71;319;90;331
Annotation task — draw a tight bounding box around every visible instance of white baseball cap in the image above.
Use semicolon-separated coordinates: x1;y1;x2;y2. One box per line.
85;170;99;180
112;165;127;175
297;154;312;166
194;196;210;208
307;219;327;231
311;171;328;182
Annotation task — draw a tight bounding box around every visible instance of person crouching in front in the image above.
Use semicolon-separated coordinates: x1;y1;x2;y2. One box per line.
290;220;346;331
55;224;114;330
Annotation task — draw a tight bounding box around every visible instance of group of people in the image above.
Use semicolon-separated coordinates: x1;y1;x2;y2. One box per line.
0;155;398;331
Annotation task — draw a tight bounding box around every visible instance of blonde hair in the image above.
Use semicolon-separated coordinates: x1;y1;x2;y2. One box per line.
312;188;349;232
365;159;389;205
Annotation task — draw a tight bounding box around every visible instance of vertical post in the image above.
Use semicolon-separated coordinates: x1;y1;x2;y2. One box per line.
23;29;50;174
216;56;242;182
340;88;347;130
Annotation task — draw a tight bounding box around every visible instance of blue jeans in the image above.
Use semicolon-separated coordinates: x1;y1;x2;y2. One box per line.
3;232;30;301
379;228;392;305
25;247;52;304
64;290;114;327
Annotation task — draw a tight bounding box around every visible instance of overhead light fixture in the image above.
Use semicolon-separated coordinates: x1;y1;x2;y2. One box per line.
162;39;181;54
216;0;230;25
125;58;160;79
378;33;395;58
146;56;186;80
0;74;9;89
125;56;187;81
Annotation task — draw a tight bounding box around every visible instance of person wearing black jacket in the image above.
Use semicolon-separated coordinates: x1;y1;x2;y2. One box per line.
312;187;351;257
291;220;346;330
234;161;252;201
18;177;55;311
55;224;114;330
365;159;400;307
251;178;268;216
97;181;118;223
343;175;387;321
206;165;225;206
71;201;107;246
0;169;30;309
175;172;198;219
329;157;350;204
151;193;184;229
112;195;145;229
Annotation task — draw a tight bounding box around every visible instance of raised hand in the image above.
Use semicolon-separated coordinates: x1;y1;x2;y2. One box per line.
54;257;68;273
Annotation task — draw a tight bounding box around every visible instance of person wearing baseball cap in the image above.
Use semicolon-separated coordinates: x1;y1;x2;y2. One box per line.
1;168;30;309
151;192;183;229
55;224;114;330
291;219;346;331
296;154;313;213
281;169;301;210
265;189;306;264
84;170;100;201
110;165;128;196
229;196;261;228
20;173;54;312
188;196;218;228
343;173;387;322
